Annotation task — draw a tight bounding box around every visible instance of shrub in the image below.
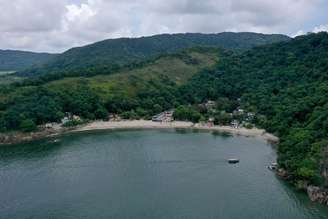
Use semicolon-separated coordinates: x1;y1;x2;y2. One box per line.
20;119;37;132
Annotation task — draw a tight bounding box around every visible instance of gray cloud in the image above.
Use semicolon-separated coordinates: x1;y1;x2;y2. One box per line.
0;0;67;32
0;0;326;52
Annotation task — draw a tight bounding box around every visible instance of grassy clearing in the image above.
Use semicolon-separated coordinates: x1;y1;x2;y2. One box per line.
46;49;219;100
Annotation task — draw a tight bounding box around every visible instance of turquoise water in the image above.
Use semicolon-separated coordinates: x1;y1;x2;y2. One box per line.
1;129;328;219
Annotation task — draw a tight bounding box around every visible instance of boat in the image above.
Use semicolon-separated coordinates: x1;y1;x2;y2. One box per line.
268;162;278;171
228;158;240;164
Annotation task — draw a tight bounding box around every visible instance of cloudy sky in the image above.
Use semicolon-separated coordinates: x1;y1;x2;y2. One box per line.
0;0;327;53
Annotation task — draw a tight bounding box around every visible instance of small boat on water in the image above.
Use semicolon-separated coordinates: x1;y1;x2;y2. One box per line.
268;162;278;171
228;158;240;164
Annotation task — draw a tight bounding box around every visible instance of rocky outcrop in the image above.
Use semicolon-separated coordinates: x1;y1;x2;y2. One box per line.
276;168;328;206
276;168;291;180
0;128;68;146
307;186;328;205
0;132;25;145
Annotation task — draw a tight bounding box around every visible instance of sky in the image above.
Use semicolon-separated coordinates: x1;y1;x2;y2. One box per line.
0;0;327;53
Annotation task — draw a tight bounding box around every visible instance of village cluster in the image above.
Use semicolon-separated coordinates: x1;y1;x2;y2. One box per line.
43;100;256;130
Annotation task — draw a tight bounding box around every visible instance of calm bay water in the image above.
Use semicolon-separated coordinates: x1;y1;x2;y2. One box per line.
1;129;328;219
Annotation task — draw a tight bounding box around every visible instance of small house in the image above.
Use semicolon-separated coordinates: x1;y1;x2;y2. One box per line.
152;110;174;122
208;117;215;127
231;120;239;128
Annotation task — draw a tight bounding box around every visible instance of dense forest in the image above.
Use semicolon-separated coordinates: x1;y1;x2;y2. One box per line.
0;48;219;131
0;50;56;71
17;32;289;77
1;32;328;189
179;32;328;188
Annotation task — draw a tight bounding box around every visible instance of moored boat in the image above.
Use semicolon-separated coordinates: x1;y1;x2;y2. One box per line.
268;162;278;171
228;158;240;164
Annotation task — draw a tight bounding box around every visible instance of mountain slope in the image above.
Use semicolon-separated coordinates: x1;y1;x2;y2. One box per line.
46;48;218;101
178;32;328;187
5;32;328;192
0;50;57;71
19;32;289;77
0;48;219;129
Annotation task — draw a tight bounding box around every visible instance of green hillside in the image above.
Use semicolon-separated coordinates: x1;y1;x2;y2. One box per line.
2;32;328;191
47;48;217;100
18;32;289;77
178;32;328;187
0;48;219;129
0;50;56;71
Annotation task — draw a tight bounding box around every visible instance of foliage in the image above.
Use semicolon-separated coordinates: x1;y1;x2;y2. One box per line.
62;119;86;127
2;32;328;188
176;32;328;186
0;48;218;131
20;119;37;132
174;106;202;123
17;33;289;78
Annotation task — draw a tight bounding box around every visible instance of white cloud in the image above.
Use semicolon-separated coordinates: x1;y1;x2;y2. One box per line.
313;24;328;33
65;3;96;23
292;30;306;37
293;24;328;37
0;0;326;52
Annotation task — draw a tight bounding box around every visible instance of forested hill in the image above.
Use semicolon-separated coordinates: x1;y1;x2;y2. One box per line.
0;50;56;71
178;32;328;187
0;48;219;132
3;32;328;191
18;32;290;77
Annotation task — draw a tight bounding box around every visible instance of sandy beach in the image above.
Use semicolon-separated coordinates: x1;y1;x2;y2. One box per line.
0;120;279;146
74;120;279;142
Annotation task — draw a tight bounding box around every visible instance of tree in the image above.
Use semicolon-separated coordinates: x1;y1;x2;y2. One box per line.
20;119;37;132
173;105;202;123
95;106;109;120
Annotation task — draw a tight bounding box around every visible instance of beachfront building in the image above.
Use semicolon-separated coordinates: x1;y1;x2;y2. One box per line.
61;113;81;125
61;117;70;124
152;110;174;122
231;120;239;128
208;117;215;127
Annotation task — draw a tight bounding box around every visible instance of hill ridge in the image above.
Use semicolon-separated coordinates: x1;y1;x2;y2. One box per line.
18;32;290;77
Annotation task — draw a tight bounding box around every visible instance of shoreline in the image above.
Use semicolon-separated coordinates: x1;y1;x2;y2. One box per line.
7;120;328;206
0;120;279;146
73;120;279;142
3;120;328;207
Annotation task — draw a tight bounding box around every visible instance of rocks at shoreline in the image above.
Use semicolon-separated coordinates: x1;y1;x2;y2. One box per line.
0;128;68;146
276;168;291;180
276;168;328;206
0;131;47;145
307;186;328;205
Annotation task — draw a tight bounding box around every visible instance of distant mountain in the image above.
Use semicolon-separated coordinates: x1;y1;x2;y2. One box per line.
0;50;57;71
19;32;290;77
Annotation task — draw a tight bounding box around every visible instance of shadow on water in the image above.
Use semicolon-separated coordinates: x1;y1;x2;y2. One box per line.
276;176;328;217
211;130;233;138
173;128;233;139
174;127;213;134
174;128;191;134
0;139;66;163
0;129;136;162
